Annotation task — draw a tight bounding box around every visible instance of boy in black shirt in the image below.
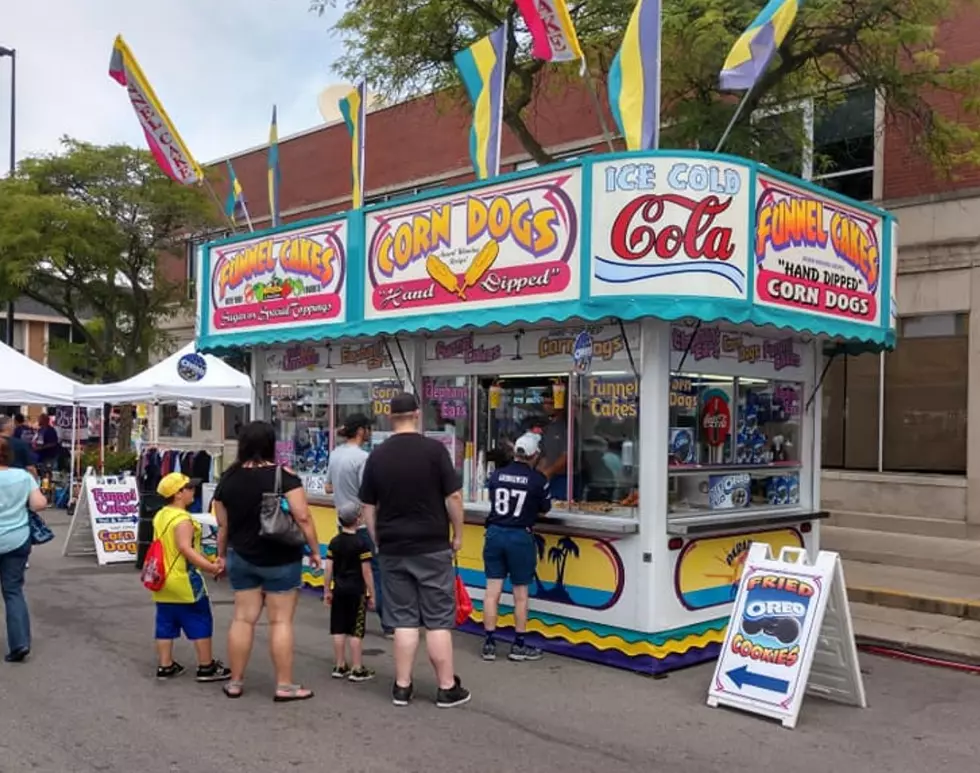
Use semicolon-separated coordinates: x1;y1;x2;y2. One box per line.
324;502;376;682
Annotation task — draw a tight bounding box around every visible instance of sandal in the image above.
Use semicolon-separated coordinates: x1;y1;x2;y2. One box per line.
222;680;244;699
273;684;314;702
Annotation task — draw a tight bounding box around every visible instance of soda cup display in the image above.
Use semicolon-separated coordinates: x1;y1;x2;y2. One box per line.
552;380;566;410
488;383;502;410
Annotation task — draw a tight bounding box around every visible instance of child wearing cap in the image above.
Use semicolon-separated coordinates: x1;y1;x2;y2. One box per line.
151;472;231;682
482;432;552;663
323;502;376;682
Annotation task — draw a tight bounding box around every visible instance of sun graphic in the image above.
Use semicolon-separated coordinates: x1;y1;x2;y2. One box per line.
703;548;750;600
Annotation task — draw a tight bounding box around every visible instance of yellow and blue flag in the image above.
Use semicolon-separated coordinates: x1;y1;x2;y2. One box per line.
607;0;661;151
224;160;245;218
268;105;281;228
453;23;508;180
720;0;801;91
338;82;367;209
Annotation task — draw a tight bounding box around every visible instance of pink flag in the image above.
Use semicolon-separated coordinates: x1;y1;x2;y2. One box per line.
515;0;585;64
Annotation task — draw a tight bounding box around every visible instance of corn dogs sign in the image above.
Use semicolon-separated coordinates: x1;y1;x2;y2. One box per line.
365;169;581;318
755;175;883;326
207;221;347;336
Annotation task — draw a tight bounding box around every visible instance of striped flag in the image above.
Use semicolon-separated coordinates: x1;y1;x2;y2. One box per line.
453;23;508;180
515;0;584;70
108;35;202;185
338;82;367;209
607;0;662;151
268;106;281;228
720;0;801;91
224;160;245;218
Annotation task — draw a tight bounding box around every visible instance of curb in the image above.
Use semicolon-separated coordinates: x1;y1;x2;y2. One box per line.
848;585;980;622
856;636;980;671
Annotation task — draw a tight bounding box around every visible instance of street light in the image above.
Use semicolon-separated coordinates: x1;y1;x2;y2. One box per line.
0;46;14;347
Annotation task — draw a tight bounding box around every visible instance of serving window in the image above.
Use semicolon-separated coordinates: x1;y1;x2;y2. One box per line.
421;375;473;480
668;372;804;515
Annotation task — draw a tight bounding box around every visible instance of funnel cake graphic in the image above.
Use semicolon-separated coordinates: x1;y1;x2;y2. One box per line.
424;240;500;301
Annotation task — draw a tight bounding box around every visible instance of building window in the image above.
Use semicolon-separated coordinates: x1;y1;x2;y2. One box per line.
0;320;25;353
821;313;968;475
224;404;249;440
186;230;230;300
364;181;442;207
199;404;213;432
753;87;876;201
515;147;591;172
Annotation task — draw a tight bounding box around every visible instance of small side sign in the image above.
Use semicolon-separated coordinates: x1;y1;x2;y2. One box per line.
707;543;866;729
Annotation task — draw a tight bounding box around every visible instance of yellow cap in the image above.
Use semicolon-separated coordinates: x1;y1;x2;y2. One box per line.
157;472;200;499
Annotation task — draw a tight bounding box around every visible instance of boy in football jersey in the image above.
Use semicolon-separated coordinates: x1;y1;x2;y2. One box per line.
482;432;551;662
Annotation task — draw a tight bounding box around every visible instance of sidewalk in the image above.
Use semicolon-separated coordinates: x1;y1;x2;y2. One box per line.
824;525;980;660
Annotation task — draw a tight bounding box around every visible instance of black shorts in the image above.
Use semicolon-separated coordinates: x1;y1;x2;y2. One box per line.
331;592;367;638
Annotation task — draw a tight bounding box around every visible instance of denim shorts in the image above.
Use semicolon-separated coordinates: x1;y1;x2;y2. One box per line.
226;551;302;593
483;525;536;586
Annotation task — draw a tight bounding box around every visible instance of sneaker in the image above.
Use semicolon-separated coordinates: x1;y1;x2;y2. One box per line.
508;643;544;662
156;662;185;680
348;666;375;683
392;681;414;707
332;664;351;679
4;647;30;664
435;675;471;709
196;659;232;682
481;640;497;661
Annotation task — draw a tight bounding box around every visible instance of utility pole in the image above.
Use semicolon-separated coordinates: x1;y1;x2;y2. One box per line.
0;46;15;347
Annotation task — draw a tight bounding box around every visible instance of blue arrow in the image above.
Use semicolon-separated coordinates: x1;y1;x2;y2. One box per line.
727;665;789;694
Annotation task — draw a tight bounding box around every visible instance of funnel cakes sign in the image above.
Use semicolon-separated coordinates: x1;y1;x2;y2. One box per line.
364;169;581;319
206;221;347;336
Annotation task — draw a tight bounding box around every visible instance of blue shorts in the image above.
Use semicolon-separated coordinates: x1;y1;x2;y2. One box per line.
483;525;536;587
226;551;302;593
155;596;214;641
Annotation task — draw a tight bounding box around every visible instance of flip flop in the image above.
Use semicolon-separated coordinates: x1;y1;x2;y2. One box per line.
223;680;244;699
273;684;314;702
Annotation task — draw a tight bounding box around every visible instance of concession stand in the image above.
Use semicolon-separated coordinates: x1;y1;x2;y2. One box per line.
196;150;896;674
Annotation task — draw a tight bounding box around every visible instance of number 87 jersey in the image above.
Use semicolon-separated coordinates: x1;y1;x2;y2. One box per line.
486;461;552;530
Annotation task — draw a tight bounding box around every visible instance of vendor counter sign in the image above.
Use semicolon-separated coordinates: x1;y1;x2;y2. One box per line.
206;221;347;336
365;169;581;318
591;157;751;300
670;323;802;372
754;175;883;326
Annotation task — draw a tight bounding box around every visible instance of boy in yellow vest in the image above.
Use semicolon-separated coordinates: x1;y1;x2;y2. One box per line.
152;472;231;682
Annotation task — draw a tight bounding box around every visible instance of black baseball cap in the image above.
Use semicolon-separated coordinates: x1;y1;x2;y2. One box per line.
390;392;419;415
340;412;372;437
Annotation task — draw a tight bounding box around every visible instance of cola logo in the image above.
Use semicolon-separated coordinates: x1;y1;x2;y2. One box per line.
702;394;731;447
610;194;735;262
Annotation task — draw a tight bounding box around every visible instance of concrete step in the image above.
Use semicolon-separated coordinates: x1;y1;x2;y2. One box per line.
844;559;980;621
850;602;980;661
822;524;980;576
826;509;969;540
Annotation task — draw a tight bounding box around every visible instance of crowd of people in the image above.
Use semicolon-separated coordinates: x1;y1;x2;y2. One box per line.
0;392;555;710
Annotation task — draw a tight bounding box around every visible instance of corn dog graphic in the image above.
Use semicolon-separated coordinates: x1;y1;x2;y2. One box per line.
462;240;499;293
426;254;464;299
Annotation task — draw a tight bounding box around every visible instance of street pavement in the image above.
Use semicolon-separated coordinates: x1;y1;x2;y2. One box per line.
2;513;980;773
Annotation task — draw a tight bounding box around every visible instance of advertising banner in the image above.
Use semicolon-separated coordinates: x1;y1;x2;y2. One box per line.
206;220;347;336
590;157;752;300
754;174;884;326
364;168;581;319
78;475;140;565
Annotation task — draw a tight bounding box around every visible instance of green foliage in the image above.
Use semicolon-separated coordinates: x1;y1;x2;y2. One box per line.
311;0;980;173
81;449;139;476
0;139;218;381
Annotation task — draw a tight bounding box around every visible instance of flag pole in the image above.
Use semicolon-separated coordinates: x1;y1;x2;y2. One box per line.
201;178;240;233
240;200;255;233
580;63;616;152
714;85;755;154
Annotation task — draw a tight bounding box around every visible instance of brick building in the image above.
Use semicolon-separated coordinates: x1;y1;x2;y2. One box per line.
164;6;980;538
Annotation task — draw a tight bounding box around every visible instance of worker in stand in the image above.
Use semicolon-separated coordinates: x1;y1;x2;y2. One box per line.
482;432;551;663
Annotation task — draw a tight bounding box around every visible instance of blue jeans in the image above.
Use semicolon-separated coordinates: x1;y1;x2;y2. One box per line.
0;539;31;655
358;529;390;632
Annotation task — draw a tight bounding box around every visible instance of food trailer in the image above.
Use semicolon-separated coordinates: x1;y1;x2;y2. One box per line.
196;150;896;674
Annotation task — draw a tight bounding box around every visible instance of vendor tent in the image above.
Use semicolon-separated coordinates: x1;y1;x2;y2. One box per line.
0;341;83;405
74;343;252;405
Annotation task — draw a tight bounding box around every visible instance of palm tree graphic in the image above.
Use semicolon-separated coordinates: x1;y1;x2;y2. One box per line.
532;536;578;604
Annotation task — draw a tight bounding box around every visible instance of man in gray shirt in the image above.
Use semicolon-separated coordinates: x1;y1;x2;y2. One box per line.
326;413;392;635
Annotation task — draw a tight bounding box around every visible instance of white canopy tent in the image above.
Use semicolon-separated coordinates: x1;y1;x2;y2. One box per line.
0;340;84;405
74;343;252;405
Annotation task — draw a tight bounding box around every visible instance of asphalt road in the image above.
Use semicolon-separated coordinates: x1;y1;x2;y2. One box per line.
1;513;978;773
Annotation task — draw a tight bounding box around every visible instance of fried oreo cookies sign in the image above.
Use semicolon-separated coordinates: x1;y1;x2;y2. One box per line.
755;175;883;325
365;170;581;318
207;221;347;336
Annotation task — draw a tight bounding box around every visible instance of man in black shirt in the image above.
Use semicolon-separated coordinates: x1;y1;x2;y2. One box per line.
0;417;36;475
359;392;471;709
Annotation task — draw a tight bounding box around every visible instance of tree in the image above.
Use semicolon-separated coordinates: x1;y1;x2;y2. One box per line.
0;139;218;443
311;0;980;173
